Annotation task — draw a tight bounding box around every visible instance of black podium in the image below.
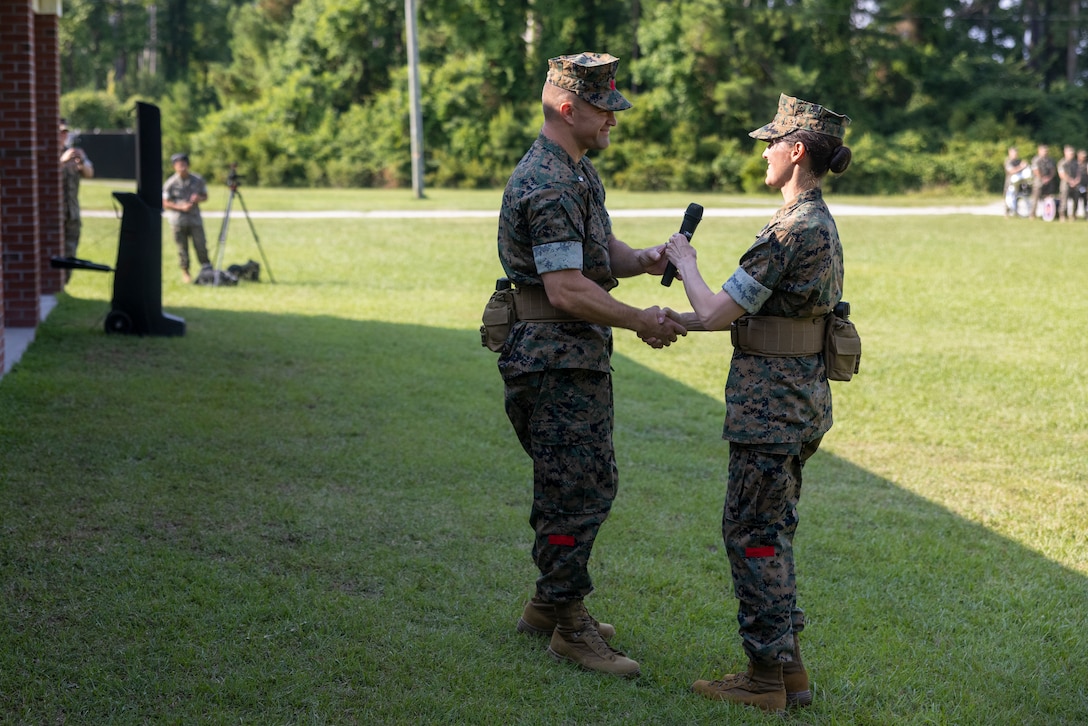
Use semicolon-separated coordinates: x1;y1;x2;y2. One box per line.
105;102;185;336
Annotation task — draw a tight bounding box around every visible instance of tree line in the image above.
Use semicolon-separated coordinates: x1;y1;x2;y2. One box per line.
59;0;1088;195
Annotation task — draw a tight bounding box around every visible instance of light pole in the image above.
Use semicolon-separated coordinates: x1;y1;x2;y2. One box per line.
405;0;425;199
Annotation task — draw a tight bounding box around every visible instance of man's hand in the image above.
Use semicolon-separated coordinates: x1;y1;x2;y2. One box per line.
636;305;687;348
634;244;671;276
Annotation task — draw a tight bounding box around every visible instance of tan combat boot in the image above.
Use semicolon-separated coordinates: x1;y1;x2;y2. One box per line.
783;633;812;708
516;598;616;640
546;600;640;678
691;661;787;713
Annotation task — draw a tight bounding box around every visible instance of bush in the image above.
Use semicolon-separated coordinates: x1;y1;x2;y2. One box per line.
60;89;132;131
607;143;679;191
710;138;749;193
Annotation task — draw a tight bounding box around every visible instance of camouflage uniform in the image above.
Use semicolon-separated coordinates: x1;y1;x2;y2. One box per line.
61;159;83;258
1076;151;1088;219
1029;148;1057;218
1058;149;1080;220
60;123;92;259
162;169;211;272
497;53;629;604
719;95;847;667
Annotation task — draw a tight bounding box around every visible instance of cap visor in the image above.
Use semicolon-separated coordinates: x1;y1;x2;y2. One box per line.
749;122;782;140
593;91;632;112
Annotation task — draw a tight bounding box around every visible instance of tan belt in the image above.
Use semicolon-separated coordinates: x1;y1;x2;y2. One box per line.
512;285;580;323
731;315;825;356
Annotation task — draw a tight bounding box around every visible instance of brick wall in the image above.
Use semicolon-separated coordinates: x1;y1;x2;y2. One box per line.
0;0;62;374
0;0;42;329
36;8;62;296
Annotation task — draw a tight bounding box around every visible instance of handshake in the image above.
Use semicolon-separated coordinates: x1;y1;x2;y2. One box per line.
635;306;690;349
633;203;708;349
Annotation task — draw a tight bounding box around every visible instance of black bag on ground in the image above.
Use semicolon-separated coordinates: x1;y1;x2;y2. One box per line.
227;260;261;282
194;264;237;286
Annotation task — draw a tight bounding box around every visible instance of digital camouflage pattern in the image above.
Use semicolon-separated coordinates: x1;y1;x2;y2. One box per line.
497;133;617;377
749;94;851;141
162;171;211;271
722;188;842;448
497;122;624;602
505;369;617;601
1059;153;1079;193
61;162;83;257
716;186;843;666
546;52;632;112
162;171;208;226
1031;152;1058;194
723;440;820;664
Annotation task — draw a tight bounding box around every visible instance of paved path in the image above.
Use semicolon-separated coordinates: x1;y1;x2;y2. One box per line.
85;201;1008;220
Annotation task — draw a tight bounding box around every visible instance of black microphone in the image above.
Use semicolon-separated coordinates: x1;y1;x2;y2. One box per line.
661;202;703;287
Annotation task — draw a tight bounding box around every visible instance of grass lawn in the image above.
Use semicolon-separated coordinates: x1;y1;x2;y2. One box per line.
1;190;1086;724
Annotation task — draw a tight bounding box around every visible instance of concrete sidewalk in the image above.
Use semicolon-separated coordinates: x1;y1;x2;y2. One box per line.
3;295;56;376
84;200;1007;220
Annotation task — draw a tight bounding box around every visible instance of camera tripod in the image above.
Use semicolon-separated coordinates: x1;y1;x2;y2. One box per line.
213;168;276;285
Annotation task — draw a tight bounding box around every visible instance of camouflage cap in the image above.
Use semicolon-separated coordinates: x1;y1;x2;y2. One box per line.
749;94;851;141
546;52;632;112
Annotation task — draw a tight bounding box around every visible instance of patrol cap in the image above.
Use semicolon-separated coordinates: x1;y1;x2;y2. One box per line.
171;152;189;164
749;94;851;141
546;52;632;112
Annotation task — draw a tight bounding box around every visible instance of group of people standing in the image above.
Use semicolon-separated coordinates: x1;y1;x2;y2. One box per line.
492;51;852;714
1005;143;1088;220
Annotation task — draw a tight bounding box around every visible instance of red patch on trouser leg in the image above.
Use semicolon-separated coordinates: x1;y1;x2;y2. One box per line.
548;534;576;546
745;546;775;558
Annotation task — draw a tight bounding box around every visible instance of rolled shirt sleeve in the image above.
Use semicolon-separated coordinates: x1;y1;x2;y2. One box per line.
723;265;773;314
533;241;584;274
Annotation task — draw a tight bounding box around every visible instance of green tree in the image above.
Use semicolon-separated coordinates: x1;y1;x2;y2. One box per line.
59;0;153;94
209;2;293;105
58;0;1088;191
420;0;535;107
157;0;248;84
274;0;406;111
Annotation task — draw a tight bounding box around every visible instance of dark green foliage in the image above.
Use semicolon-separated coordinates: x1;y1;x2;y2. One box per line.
57;0;1088;192
60;90;133;131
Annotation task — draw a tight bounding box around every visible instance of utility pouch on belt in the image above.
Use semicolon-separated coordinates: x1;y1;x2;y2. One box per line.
480;279;579;352
730;303;861;381
824;302;861;381
480;282;516;352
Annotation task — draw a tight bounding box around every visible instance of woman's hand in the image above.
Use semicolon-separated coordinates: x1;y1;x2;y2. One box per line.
663;233;747;331
665;232;697;279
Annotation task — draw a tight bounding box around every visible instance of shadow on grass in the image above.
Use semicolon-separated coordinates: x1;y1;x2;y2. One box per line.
1;294;1085;724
